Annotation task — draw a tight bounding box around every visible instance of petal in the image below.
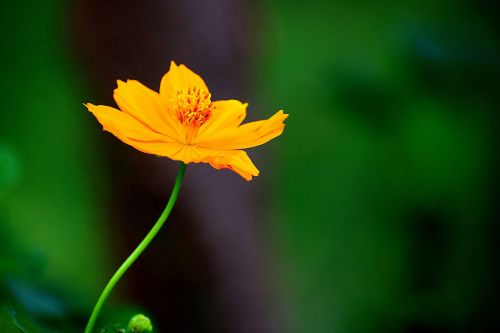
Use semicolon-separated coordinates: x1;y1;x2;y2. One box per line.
159;61;209;105
113;80;179;140
209;150;259;181
86;103;182;156
197;99;248;137
197;110;288;150
166;145;259;180
168;145;207;164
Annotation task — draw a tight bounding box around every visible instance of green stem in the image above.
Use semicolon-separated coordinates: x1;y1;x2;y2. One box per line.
84;162;187;333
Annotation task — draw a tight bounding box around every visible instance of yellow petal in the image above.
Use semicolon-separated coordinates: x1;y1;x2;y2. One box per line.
197;110;288;150
165;145;199;164
113;80;179;140
159;61;209;106
208;150;259;181
85;103;181;156
165;145;259;180
197;100;247;137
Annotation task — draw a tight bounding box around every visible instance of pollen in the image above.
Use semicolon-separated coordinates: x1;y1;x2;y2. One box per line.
172;87;215;127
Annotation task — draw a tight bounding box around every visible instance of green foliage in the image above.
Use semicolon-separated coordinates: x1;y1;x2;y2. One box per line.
0;0;110;302
0;307;41;333
0;308;28;333
261;0;500;332
0;145;20;198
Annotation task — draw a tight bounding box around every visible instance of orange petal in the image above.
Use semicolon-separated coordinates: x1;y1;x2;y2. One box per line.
197;110;288;150
208;150;259;181
165;145;259;180
113;80;179;140
197;99;248;137
166;145;204;164
159;61;209;106
85;103;182;156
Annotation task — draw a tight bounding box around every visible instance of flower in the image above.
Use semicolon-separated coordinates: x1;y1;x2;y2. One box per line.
85;61;288;181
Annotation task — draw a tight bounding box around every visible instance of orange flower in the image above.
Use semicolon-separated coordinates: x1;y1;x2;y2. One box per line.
85;61;288;181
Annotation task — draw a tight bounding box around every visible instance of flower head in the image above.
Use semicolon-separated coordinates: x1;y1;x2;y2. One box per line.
85;61;288;181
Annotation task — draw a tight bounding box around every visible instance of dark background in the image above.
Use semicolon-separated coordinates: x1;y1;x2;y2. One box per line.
1;0;499;332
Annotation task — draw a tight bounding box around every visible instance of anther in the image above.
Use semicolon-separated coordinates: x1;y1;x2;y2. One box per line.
172;86;215;127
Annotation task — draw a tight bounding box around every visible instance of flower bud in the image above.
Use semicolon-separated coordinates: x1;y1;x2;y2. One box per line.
127;314;153;333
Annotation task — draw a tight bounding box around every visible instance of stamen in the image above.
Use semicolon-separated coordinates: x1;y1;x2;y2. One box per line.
172;87;215;127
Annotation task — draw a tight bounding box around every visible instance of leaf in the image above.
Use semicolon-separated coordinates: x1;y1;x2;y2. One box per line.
0;307;30;333
0;144;20;195
6;308;28;333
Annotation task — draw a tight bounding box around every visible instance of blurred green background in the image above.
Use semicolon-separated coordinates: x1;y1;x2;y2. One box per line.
1;0;499;332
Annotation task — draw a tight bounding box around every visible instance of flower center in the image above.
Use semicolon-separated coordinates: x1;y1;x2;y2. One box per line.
172;87;215;127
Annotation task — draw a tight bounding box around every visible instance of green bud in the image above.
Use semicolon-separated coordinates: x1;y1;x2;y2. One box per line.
127;314;153;333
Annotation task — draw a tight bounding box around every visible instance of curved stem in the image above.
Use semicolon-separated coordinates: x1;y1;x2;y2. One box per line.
84;162;187;333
